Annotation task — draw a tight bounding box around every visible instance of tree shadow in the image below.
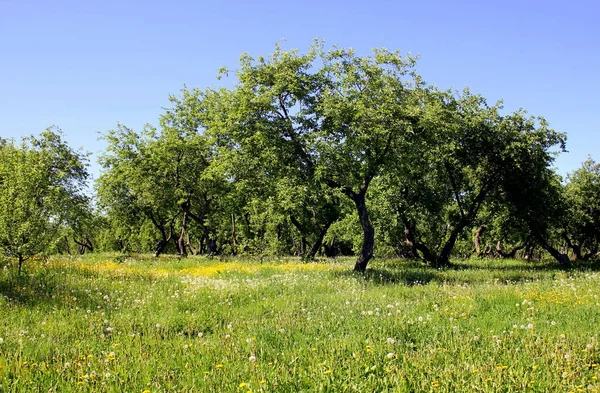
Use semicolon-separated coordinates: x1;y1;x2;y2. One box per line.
333;257;600;286
452;259;600;272
334;267;440;286
0;265;106;309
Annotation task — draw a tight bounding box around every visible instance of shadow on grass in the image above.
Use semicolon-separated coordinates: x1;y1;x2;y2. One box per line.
334;267;440;286
0;265;105;309
335;257;600;286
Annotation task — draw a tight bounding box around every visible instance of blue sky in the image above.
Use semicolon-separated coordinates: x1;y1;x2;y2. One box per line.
1;0;598;182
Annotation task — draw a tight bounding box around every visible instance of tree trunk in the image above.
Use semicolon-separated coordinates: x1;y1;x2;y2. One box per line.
154;239;168;257
186;232;197;255
540;239;571;266
307;219;333;260
231;214;237;247
18;254;24;276
562;234;583;261
496;235;531;258
474;226;485;256
207;237;218;255
582;245;599;261
74;237;93;255
403;222;436;263
435;226;461;267
178;212;188;257
352;192;374;272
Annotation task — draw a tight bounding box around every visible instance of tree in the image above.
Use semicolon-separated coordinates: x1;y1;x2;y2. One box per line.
562;158;600;261
0;128;89;273
97;125;181;257
377;89;567;266
195;42;422;271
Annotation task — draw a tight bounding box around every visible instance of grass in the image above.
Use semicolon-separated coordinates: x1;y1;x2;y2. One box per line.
0;254;599;392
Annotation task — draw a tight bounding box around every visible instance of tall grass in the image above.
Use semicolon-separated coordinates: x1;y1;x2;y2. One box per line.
0;255;598;392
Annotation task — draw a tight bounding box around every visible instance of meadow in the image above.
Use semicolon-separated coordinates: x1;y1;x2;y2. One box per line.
0;255;599;392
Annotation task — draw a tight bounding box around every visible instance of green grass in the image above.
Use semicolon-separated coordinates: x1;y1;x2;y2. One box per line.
0;254;599;392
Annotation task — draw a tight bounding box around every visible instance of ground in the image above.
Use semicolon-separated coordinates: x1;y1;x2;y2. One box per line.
0;255;599;392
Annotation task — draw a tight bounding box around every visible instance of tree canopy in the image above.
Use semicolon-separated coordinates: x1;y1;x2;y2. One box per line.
0;128;89;273
3;43;597;271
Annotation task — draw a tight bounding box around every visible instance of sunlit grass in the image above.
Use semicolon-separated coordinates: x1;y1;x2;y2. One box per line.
0;255;599;392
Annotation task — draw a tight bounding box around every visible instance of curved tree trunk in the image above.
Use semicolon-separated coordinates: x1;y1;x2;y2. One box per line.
352;192;374;272
435;227;460;267
539;239;571;266
496;235;531;259
307;219;334;260
177;212;188;257
403;221;436;263
474;226;485;256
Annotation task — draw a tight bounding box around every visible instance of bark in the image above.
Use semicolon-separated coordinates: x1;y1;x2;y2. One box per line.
300;237;308;255
474;226;486;256
18;254;24;276
207;237;218;255
562;234;582;260
153;224;172;258
403;222;436;263
74;237;93;254
186;232;197;255
324;175;375;271
496;235;531;258
435;186;488;267
231;214;237;247
290;216;310;256
352;191;374;272
435;226;462;267
539;239;571;266
582;246;599;261
154;239;168;258
307;219;334;260
177;212;188;257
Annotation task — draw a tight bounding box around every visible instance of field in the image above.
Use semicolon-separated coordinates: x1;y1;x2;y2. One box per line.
0;255;599;392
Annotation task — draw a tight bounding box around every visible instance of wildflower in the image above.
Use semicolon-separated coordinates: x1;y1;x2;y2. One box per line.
386;338;396;345
0;338;3;344
239;382;247;388
386;352;395;359
249;355;257;362
324;369;332;375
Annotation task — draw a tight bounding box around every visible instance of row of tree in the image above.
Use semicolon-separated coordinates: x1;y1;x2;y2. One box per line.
2;43;599;271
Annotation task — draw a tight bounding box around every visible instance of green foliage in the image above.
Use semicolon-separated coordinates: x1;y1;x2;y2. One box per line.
0;128;89;271
562;158;600;260
374;88;567;266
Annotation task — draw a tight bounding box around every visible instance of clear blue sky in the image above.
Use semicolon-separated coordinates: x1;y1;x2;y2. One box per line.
1;0;598;182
